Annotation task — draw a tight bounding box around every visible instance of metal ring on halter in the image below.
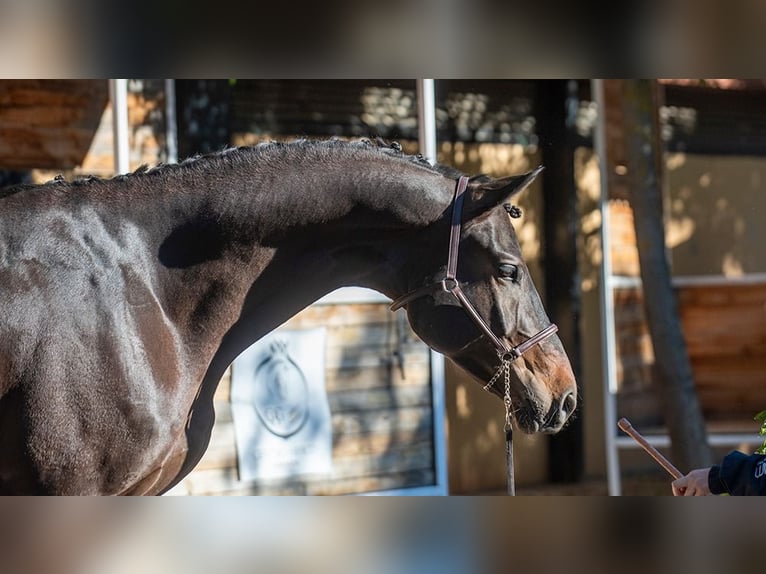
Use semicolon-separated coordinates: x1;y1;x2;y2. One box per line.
501;349;521;363
440;277;459;293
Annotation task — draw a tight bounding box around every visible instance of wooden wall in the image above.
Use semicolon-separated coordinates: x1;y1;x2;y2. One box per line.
665;153;766;277
678;282;766;420
0;80;107;170
169;301;438;495
615;281;766;427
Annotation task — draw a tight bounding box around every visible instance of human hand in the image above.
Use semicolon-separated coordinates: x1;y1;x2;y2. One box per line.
671;468;712;496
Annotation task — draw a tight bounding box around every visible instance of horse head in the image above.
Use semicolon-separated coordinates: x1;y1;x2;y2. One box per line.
398;168;577;434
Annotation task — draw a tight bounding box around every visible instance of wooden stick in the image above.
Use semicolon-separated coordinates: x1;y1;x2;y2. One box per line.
617;417;684;480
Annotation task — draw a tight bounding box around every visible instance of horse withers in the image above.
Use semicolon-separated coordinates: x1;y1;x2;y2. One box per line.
0;139;577;494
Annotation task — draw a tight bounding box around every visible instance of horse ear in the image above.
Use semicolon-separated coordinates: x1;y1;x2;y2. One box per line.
465;166;544;217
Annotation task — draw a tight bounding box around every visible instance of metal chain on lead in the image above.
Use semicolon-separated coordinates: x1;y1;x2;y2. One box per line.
482;353;520;496
483;355;513;431
482;357;505;392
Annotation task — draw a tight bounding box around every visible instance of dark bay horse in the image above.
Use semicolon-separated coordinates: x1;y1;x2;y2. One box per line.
0;139;577;494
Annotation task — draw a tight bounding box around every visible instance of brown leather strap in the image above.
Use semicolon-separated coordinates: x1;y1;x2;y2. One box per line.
446;176;469;280
450;283;510;355
389;283;435;310
513;324;559;357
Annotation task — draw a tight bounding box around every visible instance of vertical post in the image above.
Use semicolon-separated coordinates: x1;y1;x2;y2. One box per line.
165;79;178;164
592;79;622;496
538;80;584;483
417;79;438;164
417;78;448;494
429;348;449;495
109;79;130;175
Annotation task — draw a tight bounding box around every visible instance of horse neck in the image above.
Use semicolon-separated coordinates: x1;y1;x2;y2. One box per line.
244;159;454;243
238;159;455;312
134;152;454;354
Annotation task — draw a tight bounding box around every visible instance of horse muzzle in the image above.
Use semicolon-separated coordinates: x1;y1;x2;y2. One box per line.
515;387;577;434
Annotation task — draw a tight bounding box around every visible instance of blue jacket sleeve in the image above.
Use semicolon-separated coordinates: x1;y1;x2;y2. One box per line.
708;451;766;495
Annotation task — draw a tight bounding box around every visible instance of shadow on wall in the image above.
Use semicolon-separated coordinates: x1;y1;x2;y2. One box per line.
445;359;548;493
570;148;766;283
665;153;766;277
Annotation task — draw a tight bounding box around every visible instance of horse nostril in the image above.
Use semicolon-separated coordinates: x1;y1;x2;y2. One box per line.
561;391;577;417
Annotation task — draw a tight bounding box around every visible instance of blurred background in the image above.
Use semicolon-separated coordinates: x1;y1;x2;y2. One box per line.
0;497;760;574
1;0;765;77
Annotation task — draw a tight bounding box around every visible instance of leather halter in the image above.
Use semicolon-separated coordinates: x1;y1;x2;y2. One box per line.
390;175;559;369
390;175;559;496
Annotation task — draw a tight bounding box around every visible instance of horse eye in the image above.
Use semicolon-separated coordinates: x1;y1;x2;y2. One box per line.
498;264;520;282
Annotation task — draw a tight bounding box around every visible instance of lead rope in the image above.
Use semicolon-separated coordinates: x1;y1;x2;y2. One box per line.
483;355;515;495
503;361;514;496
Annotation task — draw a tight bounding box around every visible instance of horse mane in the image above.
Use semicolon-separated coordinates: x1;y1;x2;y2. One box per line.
1;138;465;199
0;181;38;199
16;137;463;191
132;137;465;182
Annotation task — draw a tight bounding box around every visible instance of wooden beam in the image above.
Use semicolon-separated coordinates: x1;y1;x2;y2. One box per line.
0;80;108;170
537;80;584;483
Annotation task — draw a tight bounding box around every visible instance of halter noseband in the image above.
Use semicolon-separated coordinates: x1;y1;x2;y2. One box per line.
389;175;558;369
